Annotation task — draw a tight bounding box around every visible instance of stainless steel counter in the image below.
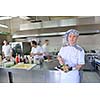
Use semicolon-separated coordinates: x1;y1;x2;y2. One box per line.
0;60;80;83
0;59;59;83
0;68;8;83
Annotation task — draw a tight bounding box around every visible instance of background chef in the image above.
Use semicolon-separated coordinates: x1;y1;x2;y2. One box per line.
2;40;12;60
30;40;43;64
42;39;49;60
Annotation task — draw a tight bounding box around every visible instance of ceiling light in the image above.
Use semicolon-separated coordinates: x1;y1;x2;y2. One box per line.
0;16;12;20
19;16;30;19
0;24;8;28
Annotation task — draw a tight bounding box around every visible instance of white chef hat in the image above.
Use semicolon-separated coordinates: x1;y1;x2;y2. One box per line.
64;29;79;41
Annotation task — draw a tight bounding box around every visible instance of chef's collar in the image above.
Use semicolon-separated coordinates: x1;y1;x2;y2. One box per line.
68;44;82;51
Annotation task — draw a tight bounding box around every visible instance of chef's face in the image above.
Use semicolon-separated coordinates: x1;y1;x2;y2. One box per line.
31;42;36;48
3;40;7;45
68;33;78;45
46;41;49;45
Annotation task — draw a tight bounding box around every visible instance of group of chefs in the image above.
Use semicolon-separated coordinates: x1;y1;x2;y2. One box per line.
1;29;85;83
2;39;50;62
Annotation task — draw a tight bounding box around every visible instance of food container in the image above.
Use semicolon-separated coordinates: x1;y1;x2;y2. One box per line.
12;63;36;70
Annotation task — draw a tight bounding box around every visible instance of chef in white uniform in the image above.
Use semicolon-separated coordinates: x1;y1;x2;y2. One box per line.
30;40;43;64
2;40;12;59
57;29;85;83
42;40;49;59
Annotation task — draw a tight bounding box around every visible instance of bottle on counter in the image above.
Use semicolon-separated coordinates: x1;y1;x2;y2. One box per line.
15;53;20;64
27;55;32;64
23;55;29;64
31;57;34;64
20;56;23;62
25;56;29;63
34;57;40;64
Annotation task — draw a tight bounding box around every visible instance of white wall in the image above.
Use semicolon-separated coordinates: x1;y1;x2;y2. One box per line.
40;36;63;52
40;34;100;52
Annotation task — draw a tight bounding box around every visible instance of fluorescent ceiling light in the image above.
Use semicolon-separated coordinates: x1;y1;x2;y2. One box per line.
12;34;38;38
0;24;8;28
0;16;12;20
12;32;65;38
39;32;65;36
19;16;29;19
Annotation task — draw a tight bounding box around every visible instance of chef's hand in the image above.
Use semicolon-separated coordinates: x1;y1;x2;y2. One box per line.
76;64;84;70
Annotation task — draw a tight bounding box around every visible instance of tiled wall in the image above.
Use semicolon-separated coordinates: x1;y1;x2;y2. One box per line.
40;34;100;52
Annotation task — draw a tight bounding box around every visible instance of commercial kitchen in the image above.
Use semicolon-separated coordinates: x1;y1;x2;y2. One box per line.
0;16;100;83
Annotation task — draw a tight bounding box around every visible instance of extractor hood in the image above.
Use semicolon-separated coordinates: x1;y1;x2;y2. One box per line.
14;16;100;36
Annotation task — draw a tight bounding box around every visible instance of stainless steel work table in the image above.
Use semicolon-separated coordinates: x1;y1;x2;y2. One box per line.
0;60;81;83
0;60;60;83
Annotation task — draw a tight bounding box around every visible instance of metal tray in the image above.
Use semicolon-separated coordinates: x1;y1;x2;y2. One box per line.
12;63;37;70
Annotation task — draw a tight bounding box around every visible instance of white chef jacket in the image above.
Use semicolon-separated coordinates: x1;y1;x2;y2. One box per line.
58;44;85;83
2;45;12;57
58;45;85;67
31;45;43;59
42;44;49;56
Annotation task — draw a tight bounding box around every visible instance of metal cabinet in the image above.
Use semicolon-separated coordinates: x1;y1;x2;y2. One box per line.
0;69;9;83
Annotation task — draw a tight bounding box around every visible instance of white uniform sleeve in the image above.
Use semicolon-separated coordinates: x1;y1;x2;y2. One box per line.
31;47;34;53
42;45;46;52
38;46;43;53
10;46;12;52
78;49;85;65
2;46;4;52
40;47;43;53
